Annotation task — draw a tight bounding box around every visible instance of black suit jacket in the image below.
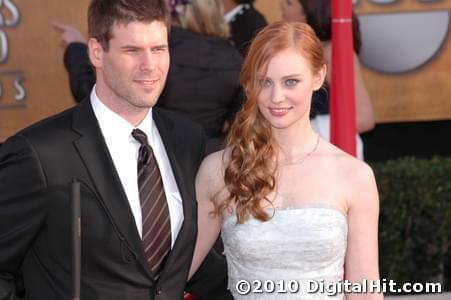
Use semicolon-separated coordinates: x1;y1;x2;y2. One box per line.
0;100;229;299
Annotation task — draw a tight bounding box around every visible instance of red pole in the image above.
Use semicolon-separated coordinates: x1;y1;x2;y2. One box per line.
330;0;356;156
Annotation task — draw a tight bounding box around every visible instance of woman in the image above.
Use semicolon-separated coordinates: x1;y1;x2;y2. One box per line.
189;21;382;299
53;0;243;153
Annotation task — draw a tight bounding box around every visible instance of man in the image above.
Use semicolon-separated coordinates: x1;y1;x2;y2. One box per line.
223;0;267;55
0;0;229;299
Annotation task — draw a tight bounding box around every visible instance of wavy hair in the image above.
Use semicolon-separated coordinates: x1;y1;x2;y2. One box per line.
213;21;325;223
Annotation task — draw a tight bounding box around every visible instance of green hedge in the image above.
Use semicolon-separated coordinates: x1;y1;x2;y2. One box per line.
371;157;451;293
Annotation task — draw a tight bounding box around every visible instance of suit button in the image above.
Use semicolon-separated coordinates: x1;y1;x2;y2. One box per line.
156;287;162;295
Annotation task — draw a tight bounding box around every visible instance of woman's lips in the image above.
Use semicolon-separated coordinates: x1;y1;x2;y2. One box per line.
269;107;292;117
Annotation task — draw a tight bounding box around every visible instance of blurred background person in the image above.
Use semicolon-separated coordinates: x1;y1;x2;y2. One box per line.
53;0;243;154
223;0;267;55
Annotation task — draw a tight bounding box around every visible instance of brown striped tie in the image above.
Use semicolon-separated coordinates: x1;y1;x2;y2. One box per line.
132;129;171;277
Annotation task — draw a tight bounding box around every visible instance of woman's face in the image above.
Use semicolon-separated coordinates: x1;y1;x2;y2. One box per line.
279;0;306;23
257;48;325;131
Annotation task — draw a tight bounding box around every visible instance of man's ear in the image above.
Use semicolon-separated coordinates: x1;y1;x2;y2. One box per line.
313;64;327;91
88;38;104;68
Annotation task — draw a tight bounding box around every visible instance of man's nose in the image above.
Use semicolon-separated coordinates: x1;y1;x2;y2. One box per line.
140;51;156;71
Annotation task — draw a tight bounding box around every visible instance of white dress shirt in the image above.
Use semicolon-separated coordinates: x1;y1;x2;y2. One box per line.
90;87;184;247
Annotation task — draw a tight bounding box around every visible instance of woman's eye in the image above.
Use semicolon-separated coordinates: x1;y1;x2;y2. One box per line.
285;79;299;87
260;79;272;87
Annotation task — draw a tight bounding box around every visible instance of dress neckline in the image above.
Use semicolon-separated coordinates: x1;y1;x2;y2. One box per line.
224;205;348;221
267;204;347;217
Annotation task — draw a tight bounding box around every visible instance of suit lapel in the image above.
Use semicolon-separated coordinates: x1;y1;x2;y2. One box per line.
153;108;195;208
152;109;196;275
71;100;155;280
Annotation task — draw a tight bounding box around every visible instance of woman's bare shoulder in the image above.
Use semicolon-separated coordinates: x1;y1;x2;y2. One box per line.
199;148;230;173
317;141;378;211
196;148;230;194
319;139;375;184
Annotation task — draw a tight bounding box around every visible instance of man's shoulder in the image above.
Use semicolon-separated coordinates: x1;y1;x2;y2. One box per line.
15;103;83;143
17;107;75;137
0;103;83;160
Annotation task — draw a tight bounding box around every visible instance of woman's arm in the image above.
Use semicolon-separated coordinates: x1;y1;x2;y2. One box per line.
344;163;383;299
188;152;224;280
353;53;375;133
324;43;375;133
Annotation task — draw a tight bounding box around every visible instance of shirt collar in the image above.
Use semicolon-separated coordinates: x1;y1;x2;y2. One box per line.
90;85;154;144
224;4;244;23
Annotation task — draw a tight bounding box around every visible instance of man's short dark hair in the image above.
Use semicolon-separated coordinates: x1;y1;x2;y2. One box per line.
88;0;170;50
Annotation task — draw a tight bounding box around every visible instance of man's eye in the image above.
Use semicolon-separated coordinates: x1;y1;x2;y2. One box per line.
285;79;299;87
153;47;167;53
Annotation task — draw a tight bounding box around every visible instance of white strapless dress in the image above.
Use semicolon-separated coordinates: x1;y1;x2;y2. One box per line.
221;207;348;299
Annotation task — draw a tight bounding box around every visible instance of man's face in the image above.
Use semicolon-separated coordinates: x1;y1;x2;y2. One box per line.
90;20;170;115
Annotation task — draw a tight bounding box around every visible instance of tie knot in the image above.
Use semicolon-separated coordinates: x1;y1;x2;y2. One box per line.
132;129;149;146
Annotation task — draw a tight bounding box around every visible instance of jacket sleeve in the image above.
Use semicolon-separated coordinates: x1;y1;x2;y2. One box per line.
63;43;96;103
0;136;47;299
185;249;232;300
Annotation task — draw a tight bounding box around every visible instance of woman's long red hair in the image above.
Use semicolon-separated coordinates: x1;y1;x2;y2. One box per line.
214;21;325;223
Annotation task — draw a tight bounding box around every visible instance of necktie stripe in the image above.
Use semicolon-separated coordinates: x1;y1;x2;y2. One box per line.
139;164;158;186
152;240;171;267
143;207;168;240
146;226;171;261
141;190;165;227
146;236;170;265
140;176;162;206
141;174;162;197
144;216;171;253
141;195;160;225
148;245;170;271
132;128;171;276
138;165;158;188
141;191;164;218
